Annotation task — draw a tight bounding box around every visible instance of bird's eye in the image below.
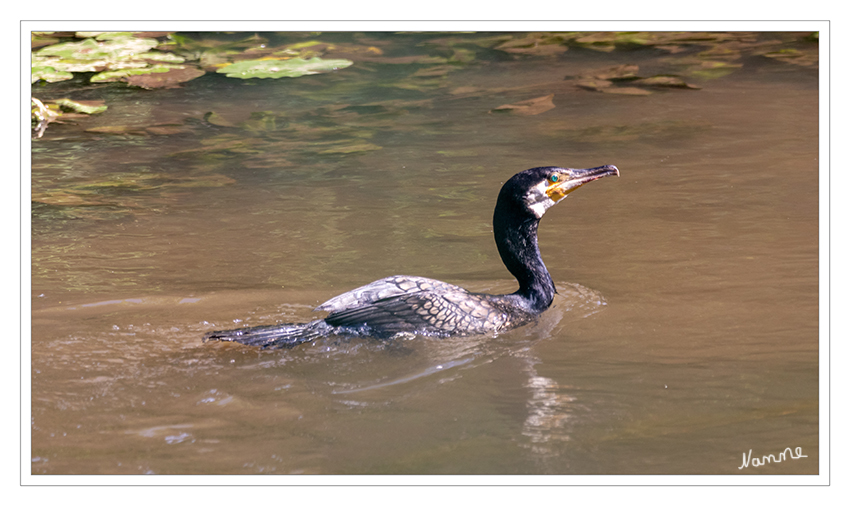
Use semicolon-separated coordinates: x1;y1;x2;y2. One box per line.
550;174;559;183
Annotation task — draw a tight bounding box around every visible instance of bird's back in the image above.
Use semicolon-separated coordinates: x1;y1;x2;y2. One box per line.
317;275;521;337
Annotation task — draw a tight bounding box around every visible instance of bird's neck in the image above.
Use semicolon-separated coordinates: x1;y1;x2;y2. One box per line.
493;201;556;313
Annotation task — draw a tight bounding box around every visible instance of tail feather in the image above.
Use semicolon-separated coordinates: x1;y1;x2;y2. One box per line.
203;320;329;349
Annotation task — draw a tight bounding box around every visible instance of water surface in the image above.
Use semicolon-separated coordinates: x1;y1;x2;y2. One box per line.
30;31;819;476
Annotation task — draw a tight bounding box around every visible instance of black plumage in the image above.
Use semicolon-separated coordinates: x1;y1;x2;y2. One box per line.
204;165;618;348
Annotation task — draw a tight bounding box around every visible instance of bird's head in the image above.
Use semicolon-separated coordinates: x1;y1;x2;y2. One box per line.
501;165;620;219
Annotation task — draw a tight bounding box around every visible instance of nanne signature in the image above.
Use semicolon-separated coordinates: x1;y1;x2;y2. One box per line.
738;447;808;469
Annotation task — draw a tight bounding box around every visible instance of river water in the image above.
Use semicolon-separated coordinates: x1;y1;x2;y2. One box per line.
29;31;820;478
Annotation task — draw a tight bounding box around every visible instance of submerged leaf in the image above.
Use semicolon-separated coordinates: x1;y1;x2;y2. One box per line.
633;76;701;89
574;79;613;91
317;142;382;155
599;87;652;96
85;125;149;135
493;33;570;56
664;56;744;79
169;32;268;52
574;64;697;94
450;86;482;95
589;64;640;81
165;174;237;188
203;111;238;127
31;34;59;49
359;55;448;64
145;125;187;135
32;190;104;207
53;98;108;114
123;66;206;89
32;170;236;218
216;57;353;79
412;65;457;78
549;120;710;144
239;111;287;132
761;48;818;67
491;94;555;116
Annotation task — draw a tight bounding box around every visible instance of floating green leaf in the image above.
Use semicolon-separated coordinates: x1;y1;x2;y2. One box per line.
37;35;159;61
90;64;180;83
216;57;353;79
32;53;102;74
33;33;187;85
93;32;136;41
139;52;185;63
31;66;73;83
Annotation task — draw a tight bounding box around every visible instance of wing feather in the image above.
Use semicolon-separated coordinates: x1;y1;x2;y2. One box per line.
315;275;462;313
323;288;509;336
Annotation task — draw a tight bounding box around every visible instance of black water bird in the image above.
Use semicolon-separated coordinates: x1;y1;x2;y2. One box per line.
204;165;619;348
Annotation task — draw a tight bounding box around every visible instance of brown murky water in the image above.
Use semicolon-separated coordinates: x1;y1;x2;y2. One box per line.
30;32;819;476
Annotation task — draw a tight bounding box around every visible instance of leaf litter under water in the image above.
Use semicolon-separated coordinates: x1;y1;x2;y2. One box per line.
31;169;237;221
491;94;556;116
31;31;818;222
571;64;701;95
31;97;108;139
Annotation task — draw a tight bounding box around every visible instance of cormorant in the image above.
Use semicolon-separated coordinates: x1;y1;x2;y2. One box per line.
203;165;619;348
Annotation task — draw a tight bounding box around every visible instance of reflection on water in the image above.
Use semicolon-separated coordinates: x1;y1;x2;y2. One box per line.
332;357;476;394
31;31;819;476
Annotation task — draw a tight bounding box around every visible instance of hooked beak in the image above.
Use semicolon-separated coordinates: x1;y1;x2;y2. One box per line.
546;165;619;202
